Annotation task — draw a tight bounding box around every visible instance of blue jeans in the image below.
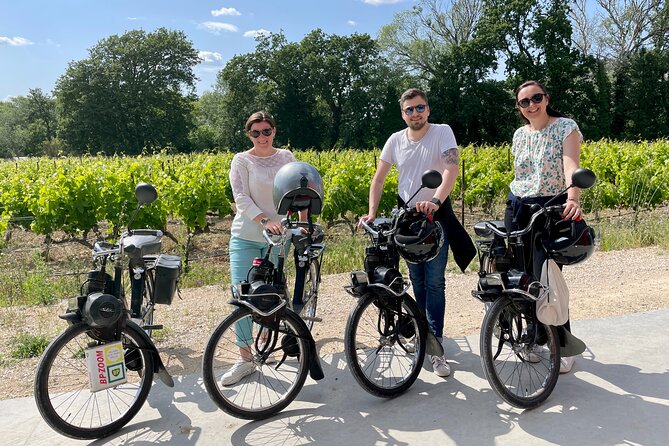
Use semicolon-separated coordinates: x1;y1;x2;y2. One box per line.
229;236;281;346
407;236;450;339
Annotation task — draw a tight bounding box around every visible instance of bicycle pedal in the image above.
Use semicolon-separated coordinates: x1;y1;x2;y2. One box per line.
143;324;163;330
301;316;322;323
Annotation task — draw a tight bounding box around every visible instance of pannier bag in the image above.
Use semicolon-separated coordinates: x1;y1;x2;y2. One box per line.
154;254;181;305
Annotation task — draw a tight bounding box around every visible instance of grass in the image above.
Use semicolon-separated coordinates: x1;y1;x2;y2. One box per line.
10;332;50;359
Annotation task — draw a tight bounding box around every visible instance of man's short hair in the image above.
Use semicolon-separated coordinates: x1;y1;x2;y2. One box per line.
399;88;429;107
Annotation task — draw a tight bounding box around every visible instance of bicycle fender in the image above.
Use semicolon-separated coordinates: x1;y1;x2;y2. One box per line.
309;349;325;381
126;320;174;387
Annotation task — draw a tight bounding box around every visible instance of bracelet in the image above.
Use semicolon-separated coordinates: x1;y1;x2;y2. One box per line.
567;197;580;204
430;197;442;207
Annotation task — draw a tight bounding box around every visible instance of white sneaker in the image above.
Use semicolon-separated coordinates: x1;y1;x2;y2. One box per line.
221;360;256;386
401;337;416;353
520;344;543;363
430;354;451;377
560;355;576;374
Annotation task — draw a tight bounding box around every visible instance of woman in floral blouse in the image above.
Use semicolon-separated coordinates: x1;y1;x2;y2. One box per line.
503;80;584;373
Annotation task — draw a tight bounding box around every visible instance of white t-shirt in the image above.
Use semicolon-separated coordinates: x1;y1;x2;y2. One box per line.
229;148;296;242
379;123;458;205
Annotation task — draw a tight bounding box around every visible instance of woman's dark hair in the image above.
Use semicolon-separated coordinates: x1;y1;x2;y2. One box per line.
515;80;566;124
245;111;276;132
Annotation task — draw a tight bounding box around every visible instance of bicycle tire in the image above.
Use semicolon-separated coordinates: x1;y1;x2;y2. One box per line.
344;292;427;398
480;297;560;409
202;306;312;420
34;323;154;439
294;258;320;331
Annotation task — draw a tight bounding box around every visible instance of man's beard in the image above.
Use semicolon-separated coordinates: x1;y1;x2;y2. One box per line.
409;120;427;131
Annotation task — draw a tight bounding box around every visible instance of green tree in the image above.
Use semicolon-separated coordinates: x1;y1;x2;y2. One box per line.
55;28;200;154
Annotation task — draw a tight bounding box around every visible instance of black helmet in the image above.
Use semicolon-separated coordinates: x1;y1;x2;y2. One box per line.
273;162;324;215
546;219;596;265
393;211;444;264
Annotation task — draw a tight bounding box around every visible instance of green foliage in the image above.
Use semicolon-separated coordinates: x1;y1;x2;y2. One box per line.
55;28;200;154
10;332;50;359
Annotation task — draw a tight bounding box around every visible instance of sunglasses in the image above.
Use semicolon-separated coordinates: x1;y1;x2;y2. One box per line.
403;104;427;116
517;93;546;108
249;128;273;138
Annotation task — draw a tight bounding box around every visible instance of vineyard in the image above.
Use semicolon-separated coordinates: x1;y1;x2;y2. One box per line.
1;140;667;240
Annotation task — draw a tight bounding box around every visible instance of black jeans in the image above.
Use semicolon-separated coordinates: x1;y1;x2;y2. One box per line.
504;193;572;338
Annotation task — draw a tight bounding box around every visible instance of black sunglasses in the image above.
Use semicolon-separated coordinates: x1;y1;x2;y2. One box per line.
403;104;427;116
517;93;546;108
249;128;273;138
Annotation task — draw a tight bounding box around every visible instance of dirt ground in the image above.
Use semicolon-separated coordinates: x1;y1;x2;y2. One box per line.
1;245;667;401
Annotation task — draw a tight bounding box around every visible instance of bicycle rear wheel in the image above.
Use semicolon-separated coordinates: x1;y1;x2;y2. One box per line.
294;258;320;331
34;323;154;439
480;297;560;409
141;267;155;336
202;307;312;419
344;292;426;398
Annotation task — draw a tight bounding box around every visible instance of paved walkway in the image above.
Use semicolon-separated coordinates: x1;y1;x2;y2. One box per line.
2;309;668;445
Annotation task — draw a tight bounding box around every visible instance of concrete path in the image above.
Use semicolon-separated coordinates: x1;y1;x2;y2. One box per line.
2;309;668;445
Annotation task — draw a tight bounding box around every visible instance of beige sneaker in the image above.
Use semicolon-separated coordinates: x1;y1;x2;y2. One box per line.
221;360;256;386
430;354;451;377
560;355;576;373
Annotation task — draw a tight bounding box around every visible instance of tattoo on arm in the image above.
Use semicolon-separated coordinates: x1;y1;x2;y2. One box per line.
442;147;459;166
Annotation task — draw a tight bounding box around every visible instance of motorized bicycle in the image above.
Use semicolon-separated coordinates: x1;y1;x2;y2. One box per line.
471;167;597;409
33;183;181;439
343;170;446;398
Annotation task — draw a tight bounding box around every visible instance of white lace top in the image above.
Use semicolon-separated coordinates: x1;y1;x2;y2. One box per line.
229;149;296;242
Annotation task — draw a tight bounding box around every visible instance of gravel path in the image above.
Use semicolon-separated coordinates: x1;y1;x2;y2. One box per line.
1;246;667;400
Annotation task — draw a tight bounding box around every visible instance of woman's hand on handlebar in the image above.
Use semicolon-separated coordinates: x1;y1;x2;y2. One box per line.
264;220;283;235
561;199;583;221
415;199;438;216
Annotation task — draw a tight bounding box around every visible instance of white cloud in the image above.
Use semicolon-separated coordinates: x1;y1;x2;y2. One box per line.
244;29;270;38
347;20;357;26
211;7;241;17
363;0;404;5
198;22;239;34
198;51;223;63
0;36;33;46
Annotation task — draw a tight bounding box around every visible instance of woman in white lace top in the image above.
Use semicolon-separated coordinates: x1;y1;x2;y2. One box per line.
222;111;296;386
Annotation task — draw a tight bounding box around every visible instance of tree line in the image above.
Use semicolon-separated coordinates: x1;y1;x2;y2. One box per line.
0;0;667;157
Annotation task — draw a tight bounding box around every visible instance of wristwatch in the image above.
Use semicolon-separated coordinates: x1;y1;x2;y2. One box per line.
430;197;442;207
260;217;270;227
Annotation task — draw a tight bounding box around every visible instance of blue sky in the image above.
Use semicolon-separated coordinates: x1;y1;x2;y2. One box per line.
0;0;414;101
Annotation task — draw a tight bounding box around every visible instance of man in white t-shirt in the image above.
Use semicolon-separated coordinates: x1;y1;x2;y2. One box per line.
360;88;465;377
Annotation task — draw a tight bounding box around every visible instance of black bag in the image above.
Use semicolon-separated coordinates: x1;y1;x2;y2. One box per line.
154;254;181;305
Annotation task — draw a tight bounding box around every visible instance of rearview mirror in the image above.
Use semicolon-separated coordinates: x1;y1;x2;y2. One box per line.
421;170;442;189
135;183;158;205
571;168;596;190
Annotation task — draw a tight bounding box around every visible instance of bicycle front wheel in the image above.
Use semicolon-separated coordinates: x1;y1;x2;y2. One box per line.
202;307;312;419
344;292;427;398
480;297;560;409
295;258;320;331
34;323;154;439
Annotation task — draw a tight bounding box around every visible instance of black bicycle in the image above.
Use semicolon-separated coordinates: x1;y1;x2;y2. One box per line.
343;170;445;398
472;168;596;409
33;183;180;440
202;162;325;420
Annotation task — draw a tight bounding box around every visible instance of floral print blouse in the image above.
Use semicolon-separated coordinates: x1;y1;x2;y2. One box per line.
510;117;582;198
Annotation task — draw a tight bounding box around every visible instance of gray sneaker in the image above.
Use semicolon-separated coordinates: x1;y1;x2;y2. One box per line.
430;354;451;377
